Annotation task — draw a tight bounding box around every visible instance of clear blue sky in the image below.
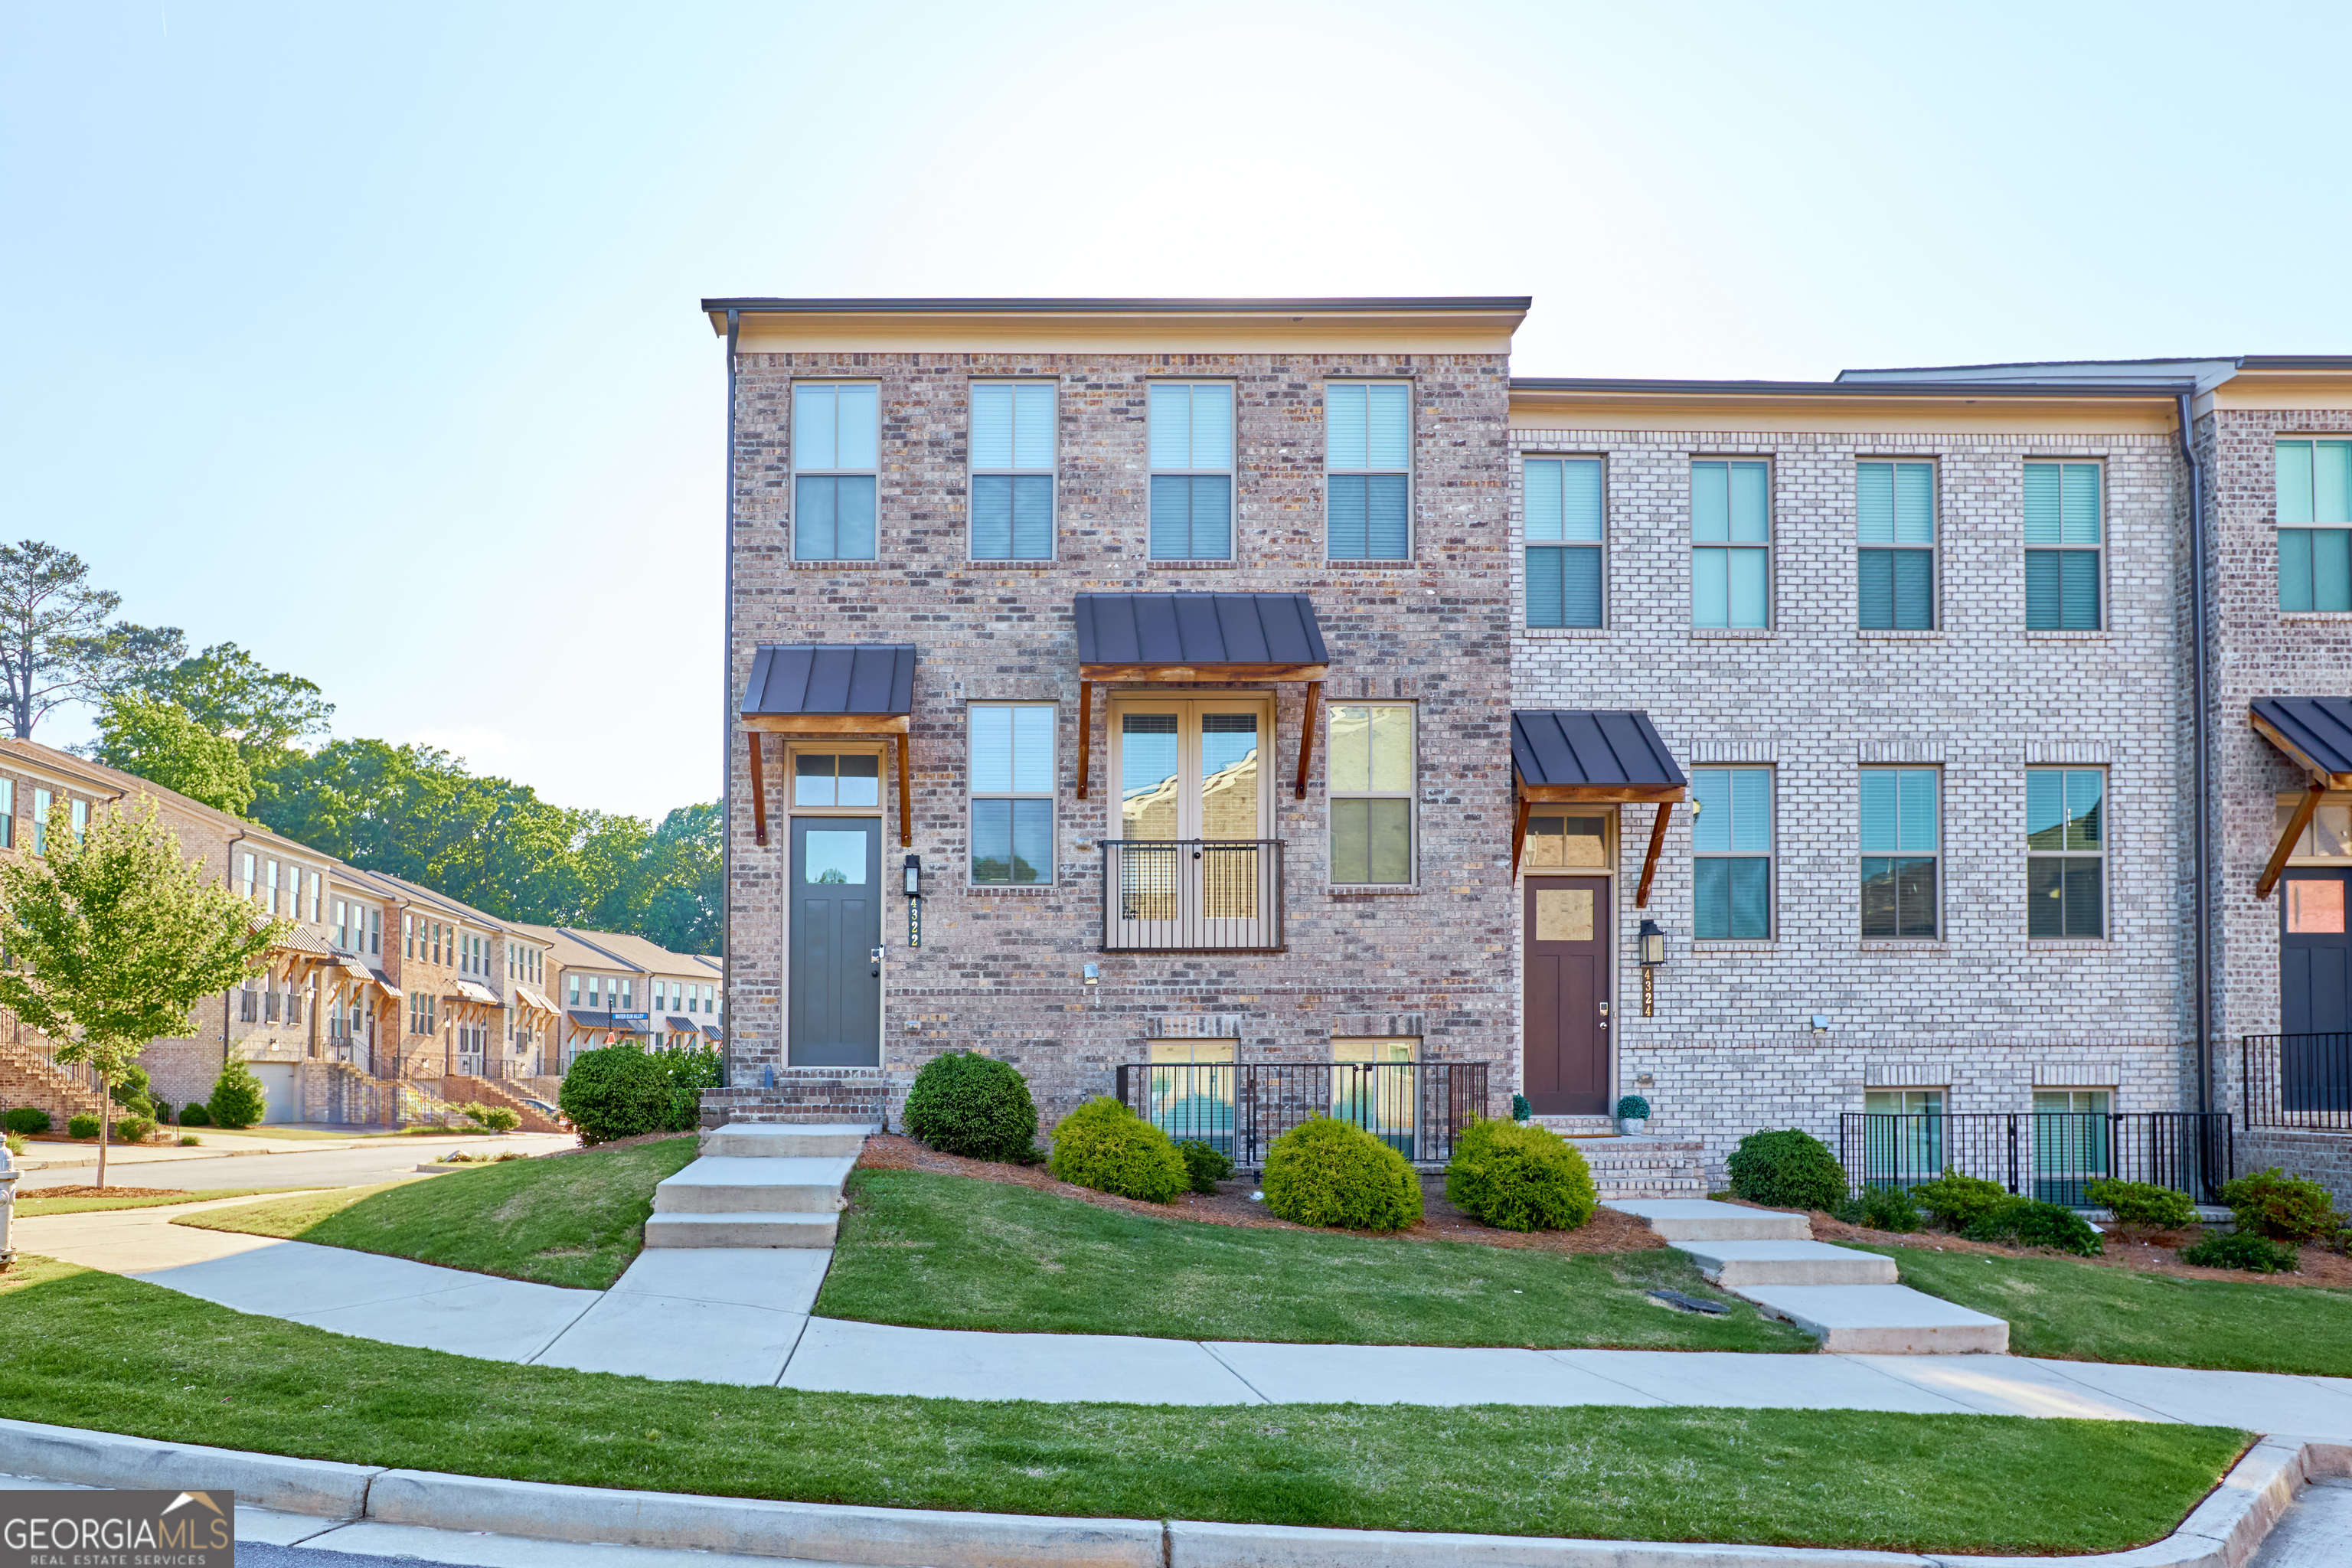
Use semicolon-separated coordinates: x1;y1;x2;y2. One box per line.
4;1;2347;819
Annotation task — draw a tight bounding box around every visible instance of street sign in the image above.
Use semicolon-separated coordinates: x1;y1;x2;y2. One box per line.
608;1011;650;1023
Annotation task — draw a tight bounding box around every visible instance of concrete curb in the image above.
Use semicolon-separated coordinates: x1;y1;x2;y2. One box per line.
0;1418;2337;1567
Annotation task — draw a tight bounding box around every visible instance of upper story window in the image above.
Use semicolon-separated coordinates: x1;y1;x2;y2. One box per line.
2024;462;2102;629
1858;461;1936;629
266;859;280;914
33;789;52;856
0;779;15;851
1328;704;1415;884
2027;767;2104;939
971;381;1055;560
2278;439;2352;611
1692;460;1769;629
1524;457;1604;628
792;382;879;561
369;907;381;956
567;972;580;1007
1148;383;1234;560
969;704;1054;884
69;799;87;843
1860;766;1940;939
1326;382;1410;560
1692;766;1772;939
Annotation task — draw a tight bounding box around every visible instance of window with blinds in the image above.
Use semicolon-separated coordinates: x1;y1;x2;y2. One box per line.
1860;766;1939;938
969;704;1055;884
1692;767;1772;939
1857;461;1936;629
1525;457;1604;628
2025;462;2102;630
1148;383;1235;560
2027;767;2104;939
1692;460;1769;628
792;383;880;560
2278;440;2352;611
1326;382;1411;560
971;382;1055;560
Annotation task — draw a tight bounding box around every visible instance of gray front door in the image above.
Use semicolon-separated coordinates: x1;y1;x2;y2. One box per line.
789;818;881;1067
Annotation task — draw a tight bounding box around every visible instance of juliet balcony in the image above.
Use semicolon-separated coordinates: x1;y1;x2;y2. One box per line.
1099;838;1285;954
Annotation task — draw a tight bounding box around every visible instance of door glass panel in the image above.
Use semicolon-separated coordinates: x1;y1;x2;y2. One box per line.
803;831;868;884
1536;887;1595;941
2290;879;2347;933
1120;715;1180;838
1198;714;1260;840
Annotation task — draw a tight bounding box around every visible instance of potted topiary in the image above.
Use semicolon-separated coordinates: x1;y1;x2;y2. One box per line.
1615;1094;1651;1135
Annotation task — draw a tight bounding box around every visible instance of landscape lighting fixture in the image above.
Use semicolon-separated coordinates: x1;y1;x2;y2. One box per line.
1638;918;1666;1016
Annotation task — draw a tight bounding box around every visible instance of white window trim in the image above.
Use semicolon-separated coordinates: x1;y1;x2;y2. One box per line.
1324;378;1413;564
1690;458;1772;631
1856;458;1940;632
1857;765;1943;941
1690;766;1775;942
782;742;888;817
790;379;881;563
1521;454;1608;630
1325;701;1418;888
2024;459;2107;633
969;378;1058;562
1147;380;1238;564
967;701;1057;887
2027;765;2107;942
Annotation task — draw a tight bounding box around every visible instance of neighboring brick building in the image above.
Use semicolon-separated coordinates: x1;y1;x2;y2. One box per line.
511;922;721;1070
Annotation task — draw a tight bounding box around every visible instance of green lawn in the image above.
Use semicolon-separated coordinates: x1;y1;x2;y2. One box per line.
0;1255;2244;1554
175;1137;698;1289
819;1169;1815;1351
16;1187;286;1217
1852;1242;2352;1376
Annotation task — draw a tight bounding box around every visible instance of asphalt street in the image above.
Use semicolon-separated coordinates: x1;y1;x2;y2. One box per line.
14;1132;575;1193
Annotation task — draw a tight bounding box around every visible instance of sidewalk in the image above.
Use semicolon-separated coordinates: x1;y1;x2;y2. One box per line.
11;1129;573;1172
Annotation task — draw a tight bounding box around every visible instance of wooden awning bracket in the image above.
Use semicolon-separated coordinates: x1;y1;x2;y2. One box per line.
894;735;911;848
747;732;768;848
1510;795;1532;876
1295;681;1321;800
2258;779;2328;901
1508;771;1687;884
1076;681;1093;801
1635;802;1673;909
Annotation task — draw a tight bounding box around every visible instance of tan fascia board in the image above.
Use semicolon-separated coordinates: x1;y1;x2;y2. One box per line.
719;304;1527;357
2203;368;2352;413
1509;386;2183;436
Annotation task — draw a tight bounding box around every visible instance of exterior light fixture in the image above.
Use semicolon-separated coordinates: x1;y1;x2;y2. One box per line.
1083;963;1100;986
1638;918;1666;1017
903;854;923;948
903;854;922;897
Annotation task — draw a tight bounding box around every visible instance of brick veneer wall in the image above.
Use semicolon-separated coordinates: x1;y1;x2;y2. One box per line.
1509;423;2195;1181
726;349;1517;1128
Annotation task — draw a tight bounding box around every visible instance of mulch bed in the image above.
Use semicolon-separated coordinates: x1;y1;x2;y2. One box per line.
853;1133;1664;1255
1792;1202;2352;1287
19;1186;188;1200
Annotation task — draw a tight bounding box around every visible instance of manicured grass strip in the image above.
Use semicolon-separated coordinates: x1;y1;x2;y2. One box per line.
174;1137;698;1290
822;1169;1815;1351
1853;1241;2352;1377
17;1187;283;1217
0;1256;2242;1553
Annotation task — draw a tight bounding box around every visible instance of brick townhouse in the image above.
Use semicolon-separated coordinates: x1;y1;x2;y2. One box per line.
513;924;727;1072
700;296;2352;1202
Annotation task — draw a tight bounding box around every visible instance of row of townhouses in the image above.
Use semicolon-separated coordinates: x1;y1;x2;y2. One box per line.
0;737;721;1132
705;295;2352;1200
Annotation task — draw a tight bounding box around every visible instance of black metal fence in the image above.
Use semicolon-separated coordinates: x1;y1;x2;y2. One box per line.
1837;1112;2231;1205
2242;1034;2352;1130
1099;840;1285;952
1113;1060;1488;1166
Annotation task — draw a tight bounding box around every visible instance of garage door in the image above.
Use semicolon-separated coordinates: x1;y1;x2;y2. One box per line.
250;1063;298;1125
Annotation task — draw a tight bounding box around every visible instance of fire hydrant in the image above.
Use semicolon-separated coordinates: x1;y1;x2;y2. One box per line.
0;1142;17;1270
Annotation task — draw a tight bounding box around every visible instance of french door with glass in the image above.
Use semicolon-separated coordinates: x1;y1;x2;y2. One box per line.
1110;697;1277;950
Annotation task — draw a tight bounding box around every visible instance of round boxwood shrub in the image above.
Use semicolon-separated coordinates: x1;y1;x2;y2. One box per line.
903;1051;1038;1161
1910;1168;2023;1232
1963;1199;2103;1256
2181;1230;2300;1272
1725;1128;1847;1211
112;1116;155;1143
4;1106;51;1135
67;1113;100;1139
1049;1097;1187;1203
1263;1116;1423;1231
1836;1183;1923;1233
558;1045;671;1145
207;1060;268;1129
2085;1178;2198;1231
1178;1138;1234;1194
1444;1117;1596;1232
178;1100;212;1128
2222;1168;2340;1243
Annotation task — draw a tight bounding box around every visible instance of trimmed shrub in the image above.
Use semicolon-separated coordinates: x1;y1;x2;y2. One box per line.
1614;1095;1651;1122
1725;1129;1847;1211
109;1064;154;1119
1049;1097;1187;1203
177;1135;201;1147
2181;1231;2300;1272
1911;1168;2024;1232
1178;1139;1234;1194
67;1114;100;1139
2086;1179;2198;1232
475;1105;522;1133
1510;1093;1532;1123
903;1052;1039;1161
2222;1168;2340;1243
178;1101;212;1128
1263;1116;1423;1231
5;1106;51;1135
558;1045;671;1145
112;1116;155;1143
1836;1183;1923;1233
4;1133;21;1156
1445;1118;1596;1232
207;1060;267;1129
648;1043;724;1133
1963;1200;2103;1256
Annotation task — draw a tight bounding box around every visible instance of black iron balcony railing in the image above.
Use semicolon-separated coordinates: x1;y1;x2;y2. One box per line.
1838;1112;2232;1206
2243;1034;2352;1130
1099;839;1284;953
1112;1060;1488;1167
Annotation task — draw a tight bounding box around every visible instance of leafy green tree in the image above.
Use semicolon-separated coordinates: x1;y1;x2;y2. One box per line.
91;692;256;815
0;541;184;738
132;642;333;763
639;803;720;954
0;796;285;1185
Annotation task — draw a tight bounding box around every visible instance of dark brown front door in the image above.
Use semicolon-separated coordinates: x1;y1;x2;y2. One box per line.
1524;877;1609;1116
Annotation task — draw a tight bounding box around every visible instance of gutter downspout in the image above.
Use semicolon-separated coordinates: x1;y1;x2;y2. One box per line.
720;308;740;1101
2178;392;2213;1118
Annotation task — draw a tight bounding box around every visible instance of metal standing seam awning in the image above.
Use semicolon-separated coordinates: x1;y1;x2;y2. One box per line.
741;644;918;848
1072;593;1331;801
2249;698;2352;899
1510;710;1690;906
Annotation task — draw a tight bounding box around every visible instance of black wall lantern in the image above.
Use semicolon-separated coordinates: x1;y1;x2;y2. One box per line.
903;854;922;947
1638;917;1665;1016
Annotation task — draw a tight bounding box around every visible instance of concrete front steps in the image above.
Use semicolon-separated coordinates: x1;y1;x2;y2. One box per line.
643;1122;875;1249
1609;1197;2007;1354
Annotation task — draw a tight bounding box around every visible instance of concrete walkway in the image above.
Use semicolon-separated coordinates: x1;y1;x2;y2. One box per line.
12;1129;574;1174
